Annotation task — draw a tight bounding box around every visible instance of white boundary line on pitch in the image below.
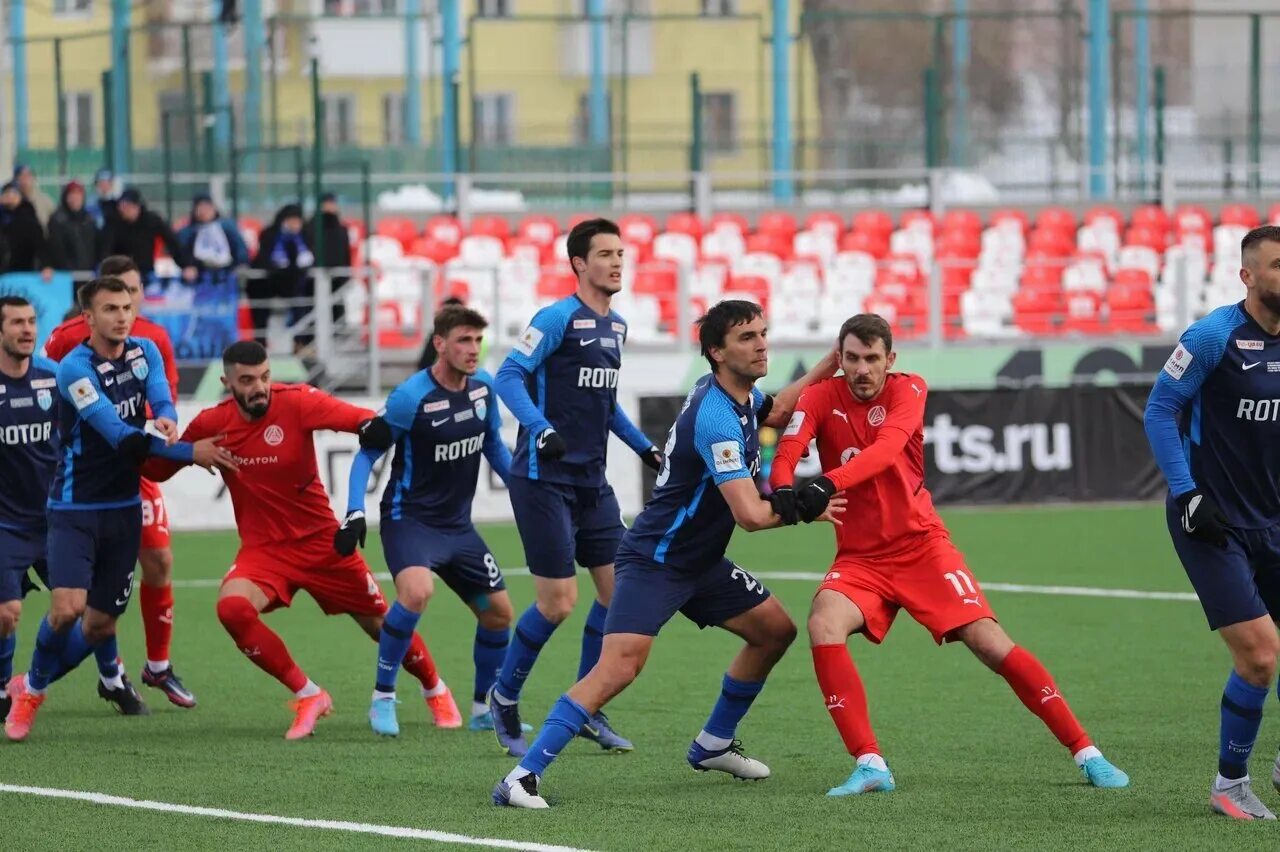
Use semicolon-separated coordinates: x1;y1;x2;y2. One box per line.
168;568;1198;602
0;783;593;852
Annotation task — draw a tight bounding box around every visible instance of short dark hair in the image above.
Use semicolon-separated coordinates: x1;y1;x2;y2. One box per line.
697;299;765;372
432;305;488;339
1242;225;1280;257
838;314;894;354
79;276;130;308
566;218;621;267
222;340;268;368
98;255;140;279
0;295;32;323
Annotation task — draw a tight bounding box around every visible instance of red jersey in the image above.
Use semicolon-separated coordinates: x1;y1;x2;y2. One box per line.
44;314;180;400
144;384;372;548
769;373;945;558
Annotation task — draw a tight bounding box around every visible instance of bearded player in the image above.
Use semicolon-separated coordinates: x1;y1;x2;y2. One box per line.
142;341;452;739
768;314;1129;797
42;255;192;708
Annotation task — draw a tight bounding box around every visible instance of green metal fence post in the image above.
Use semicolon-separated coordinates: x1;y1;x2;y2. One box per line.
54;38;67;177
1224;137;1235;195
229;108;240;221
690;71;704;175
311;53;325;268
161;113;173;222
202;71;216;175
101;70;115;172
268;17;279;149
183;25;198;170
1249;13;1261;194
295;146;304;205
1154;65;1165;182
924;67;941;168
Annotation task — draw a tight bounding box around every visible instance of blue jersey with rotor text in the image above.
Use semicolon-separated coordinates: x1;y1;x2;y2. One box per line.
496;295;650;488
1145;301;1280;528
0;357;60;530
49;337;182;510
616;374;765;572
348;370;511;529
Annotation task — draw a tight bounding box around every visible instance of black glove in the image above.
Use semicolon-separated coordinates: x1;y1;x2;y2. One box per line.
1177;489;1229;548
641;446;664;472
536;428;567;460
797;476;836;523
119;431;152;466
770;486;798;526
358;416;394;451
334;510;367;555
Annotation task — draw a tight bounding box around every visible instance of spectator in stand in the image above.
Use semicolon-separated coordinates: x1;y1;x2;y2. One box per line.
13;164;55;230
99;187;194;281
177;193;249;274
87;168;118;229
251;203;315;349
305;192;352;328
47;181;99;280
0;181;53;278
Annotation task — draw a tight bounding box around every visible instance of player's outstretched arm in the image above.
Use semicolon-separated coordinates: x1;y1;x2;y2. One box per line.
608;403;662;471
494;308;568;443
57;357;192;465
768;386;823;491
760;348;839;430
482;389;513;484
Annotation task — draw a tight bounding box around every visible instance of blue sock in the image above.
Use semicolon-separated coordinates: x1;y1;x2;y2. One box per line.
58;619;98;676
702;674;766;741
94;634;121;680
518;695;591;777
0;632;15;687
474;625;509;704
375;602;420;694
29;616;71;691
495;605;558;702
1220;670;1269;779
576;601;608;682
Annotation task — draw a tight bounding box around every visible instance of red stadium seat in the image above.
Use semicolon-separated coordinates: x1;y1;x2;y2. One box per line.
1220;203;1261;230
536;268;578;300
1026;229;1073;257
469;215;511;240
425;215;464;246
1034;207;1076;233
665;212;704;239
709;212;750;236
1062;290;1105;335
619;214;658;247
1083;206;1125;231
899;209;935;232
884;253;922;286
839;230;889;259
723;274;771;313
1013;287;1064;335
440;279;472;305
1174;205;1213;235
1130;204;1169;235
1123;227;1166;252
517;215;559;247
941;209;982;235
376;216;418;250
407;236;457;265
851;210;894;238
505;237;547;265
744;232;790;258
936;230;980;259
1268;204;1280;226
989;208;1030;232
1021;261;1065;290
804;211;846;237
1108;278;1158;334
755;211;797;241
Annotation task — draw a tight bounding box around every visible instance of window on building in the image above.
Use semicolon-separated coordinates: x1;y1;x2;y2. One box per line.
323;0;399;15
476;0;511;18
573;92;611;145
702;91;737;154
700;0;735;16
63;92;94;148
474;93;514;146
53;0;93;14
382;93;405;146
323;95;358;147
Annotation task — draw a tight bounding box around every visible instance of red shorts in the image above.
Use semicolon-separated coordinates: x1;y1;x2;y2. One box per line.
818;533;997;645
139;478;170;550
224;533;388;617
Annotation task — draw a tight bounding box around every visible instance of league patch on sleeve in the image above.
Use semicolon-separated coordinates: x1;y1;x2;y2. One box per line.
783;410;805;437
710;440;744;473
1163;343;1192;380
69;377;100;410
514;325;544;357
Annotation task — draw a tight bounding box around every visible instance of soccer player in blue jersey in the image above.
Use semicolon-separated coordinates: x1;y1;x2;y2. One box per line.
0;297;59;726
339;305;516;735
4;277;233;741
493;299;842;808
1145;224;1280;820
487;218;665;756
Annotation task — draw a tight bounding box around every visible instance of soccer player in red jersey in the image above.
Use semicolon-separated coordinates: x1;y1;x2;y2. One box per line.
41;255;195;709
143;341;457;739
769;314;1129;796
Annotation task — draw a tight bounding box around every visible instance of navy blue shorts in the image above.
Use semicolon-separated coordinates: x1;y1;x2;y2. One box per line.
381;518;504;603
507;477;624;579
1166;496;1280;630
47;505;142;618
604;556;772;637
0;526;48;604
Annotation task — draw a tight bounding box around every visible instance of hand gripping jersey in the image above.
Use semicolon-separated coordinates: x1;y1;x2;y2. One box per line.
0;357;60;530
616;374;765;572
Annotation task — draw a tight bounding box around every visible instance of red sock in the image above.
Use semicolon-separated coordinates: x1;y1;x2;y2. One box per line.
998;645;1092;754
402;633;440;690
811;644;879;757
216;596;308;693
140;583;174;664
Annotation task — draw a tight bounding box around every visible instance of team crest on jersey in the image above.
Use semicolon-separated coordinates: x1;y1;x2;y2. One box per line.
263;424;285;446
130;358;149;381
36;389;52;411
474;399;487;420
867;405;886;427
